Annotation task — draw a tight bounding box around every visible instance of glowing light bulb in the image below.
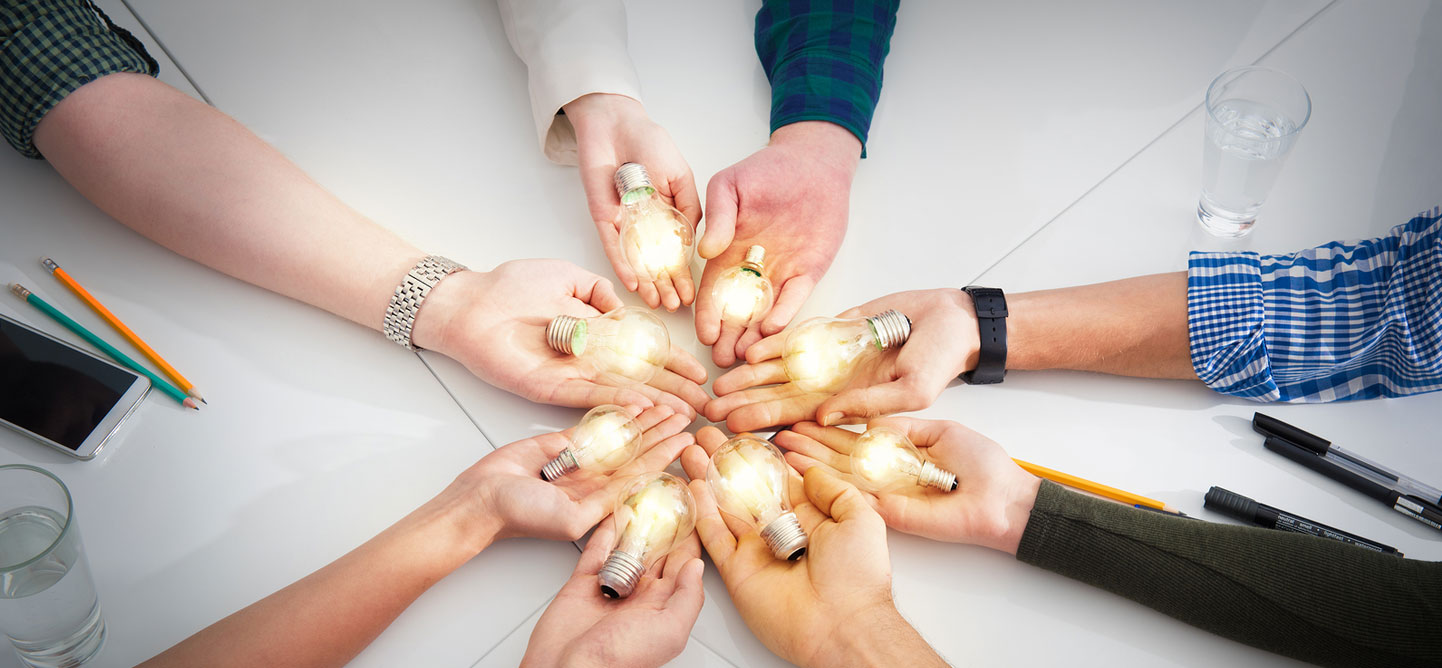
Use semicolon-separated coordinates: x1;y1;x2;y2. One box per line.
712;245;775;327
850;426;957;493
598;472;697;598
706;435;808;560
782;310;911;393
546;306;671;385
539;405;644;481
614;163;694;281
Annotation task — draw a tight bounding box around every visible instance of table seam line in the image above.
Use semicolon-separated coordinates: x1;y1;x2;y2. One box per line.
418;352;501;452
468;595;556;668
119;0;215;105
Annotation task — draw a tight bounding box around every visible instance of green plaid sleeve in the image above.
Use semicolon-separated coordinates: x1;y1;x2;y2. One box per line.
1;0;158;159
755;0;899;156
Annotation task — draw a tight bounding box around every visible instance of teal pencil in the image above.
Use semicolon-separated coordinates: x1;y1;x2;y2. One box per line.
10;283;199;411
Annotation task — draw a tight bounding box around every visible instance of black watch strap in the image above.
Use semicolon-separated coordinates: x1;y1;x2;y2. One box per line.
960;286;1007;384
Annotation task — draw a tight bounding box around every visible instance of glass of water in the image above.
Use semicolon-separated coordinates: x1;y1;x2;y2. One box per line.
1197;66;1311;237
0;466;105;668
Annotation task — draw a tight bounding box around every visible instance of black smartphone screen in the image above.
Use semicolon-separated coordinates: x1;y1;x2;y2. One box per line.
0;316;139;450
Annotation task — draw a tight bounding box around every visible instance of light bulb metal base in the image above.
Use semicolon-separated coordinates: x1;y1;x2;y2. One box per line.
540;449;579;481
598;549;646;599
546;315;583;355
919;461;958;492
760;512;809;561
614;163;654;199
867;310;912;350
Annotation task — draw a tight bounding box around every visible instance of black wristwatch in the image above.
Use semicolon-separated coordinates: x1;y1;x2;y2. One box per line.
960;286;1007;384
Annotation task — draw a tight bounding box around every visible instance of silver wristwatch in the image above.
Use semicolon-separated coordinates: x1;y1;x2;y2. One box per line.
383;255;467;350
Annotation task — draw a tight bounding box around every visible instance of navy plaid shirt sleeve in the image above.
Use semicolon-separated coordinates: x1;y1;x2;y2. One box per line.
754;0;899;156
1187;207;1442;402
1;0;158;159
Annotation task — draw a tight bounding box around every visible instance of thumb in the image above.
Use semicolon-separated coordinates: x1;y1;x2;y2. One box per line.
699;170;738;259
803;467;878;525
816;378;923;427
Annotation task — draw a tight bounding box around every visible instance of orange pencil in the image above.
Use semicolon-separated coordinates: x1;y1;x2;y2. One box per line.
41;257;207;404
1013;458;1182;513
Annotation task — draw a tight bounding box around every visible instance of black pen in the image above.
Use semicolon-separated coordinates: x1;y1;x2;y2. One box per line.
1204;486;1402;555
1264;436;1442;532
1253;412;1442;507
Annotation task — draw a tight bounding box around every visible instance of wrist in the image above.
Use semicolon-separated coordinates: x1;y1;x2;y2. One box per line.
948;289;981;377
986;471;1041;557
807;603;941;668
409;268;481;352
769;121;862;173
562;93;646;133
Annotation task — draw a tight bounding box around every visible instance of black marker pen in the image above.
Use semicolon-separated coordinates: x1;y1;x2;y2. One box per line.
1204;486;1402;556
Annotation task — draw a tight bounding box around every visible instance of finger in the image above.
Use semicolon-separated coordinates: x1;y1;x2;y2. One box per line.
549;379;655;411
774;429;851;471
726;394;821;433
665;345;709;384
710;321;744;368
713;359;788;396
869;415;973;448
784;451;840;477
575;517;616;576
569;266;625;314
789;421;862;455
597;224;642;293
670;170;703;234
759;275;815;336
733;325;766;362
631;382;699;419
672;267;696;307
687;478;736;562
815;378;928;427
743;332;787;365
679;443;712;481
656;275;681;312
663;558;706;621
803;467;880;526
663;532;702;579
702;384;795;423
629;429;695;473
695;426;729;457
634;405;678;434
637;278;662;309
699;171;737;259
645;368;709;417
694;272;723;346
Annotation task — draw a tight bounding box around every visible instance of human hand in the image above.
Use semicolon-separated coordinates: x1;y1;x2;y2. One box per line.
566;93;700;312
705;289;979;431
678;426;938;667
412;259;709;417
439;405;695;547
777;418;1039;555
696;121;860;368
522;517;705;668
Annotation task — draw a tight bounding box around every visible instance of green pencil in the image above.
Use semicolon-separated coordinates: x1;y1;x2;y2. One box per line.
10;283;199;411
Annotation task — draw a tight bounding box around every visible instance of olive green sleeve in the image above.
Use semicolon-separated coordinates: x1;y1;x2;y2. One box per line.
1017;480;1442;668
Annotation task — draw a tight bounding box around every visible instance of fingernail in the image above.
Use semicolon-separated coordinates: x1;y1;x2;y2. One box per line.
821;412;842;426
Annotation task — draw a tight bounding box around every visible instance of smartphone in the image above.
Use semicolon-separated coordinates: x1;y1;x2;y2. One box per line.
0;312;151;459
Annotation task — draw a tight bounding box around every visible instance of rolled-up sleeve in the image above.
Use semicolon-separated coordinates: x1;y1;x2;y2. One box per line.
1188;207;1442;402
1;0;157;159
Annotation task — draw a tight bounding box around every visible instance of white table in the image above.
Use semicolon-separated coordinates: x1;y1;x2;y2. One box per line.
2;0;1437;665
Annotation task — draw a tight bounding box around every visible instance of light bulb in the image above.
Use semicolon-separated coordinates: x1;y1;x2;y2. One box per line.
782;310;911;393
850;426;957;493
546;306;670;385
712;245;775;326
706;434;809;560
598;472;697;598
540;405;644;481
614;163;694;281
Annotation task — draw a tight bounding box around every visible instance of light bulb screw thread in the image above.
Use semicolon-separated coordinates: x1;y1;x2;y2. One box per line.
614;163;654;198
919;461;958;492
760;512;809;561
597;549;646;599
540;449;579;481
546;315;582;355
867;310;912;350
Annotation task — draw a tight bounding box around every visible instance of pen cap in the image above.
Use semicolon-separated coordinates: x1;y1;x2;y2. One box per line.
1252;413;1330;455
1203;486;1258;520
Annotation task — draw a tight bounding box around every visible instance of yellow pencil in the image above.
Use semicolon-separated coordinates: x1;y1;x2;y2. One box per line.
1013;458;1181;513
41;258;207;403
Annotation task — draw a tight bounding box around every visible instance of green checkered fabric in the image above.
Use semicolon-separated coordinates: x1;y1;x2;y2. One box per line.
1;0;157;158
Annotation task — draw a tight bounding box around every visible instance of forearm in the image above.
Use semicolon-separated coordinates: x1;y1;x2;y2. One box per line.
140;489;493;668
1017;481;1442;668
32;73;423;333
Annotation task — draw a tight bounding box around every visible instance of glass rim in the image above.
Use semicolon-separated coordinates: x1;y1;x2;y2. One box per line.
1205;65;1312;137
0;464;75;573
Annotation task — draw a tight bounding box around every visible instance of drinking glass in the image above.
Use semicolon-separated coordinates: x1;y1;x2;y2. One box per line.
1197;66;1311;237
0;466;105;667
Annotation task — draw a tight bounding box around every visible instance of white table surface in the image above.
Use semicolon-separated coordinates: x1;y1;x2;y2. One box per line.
1;0;1436;666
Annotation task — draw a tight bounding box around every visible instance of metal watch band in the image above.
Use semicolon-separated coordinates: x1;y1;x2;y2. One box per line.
960;286;1008;385
383;255;467;350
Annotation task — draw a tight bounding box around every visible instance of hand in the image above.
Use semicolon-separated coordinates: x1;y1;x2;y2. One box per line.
696;121;860;368
705;288;978;431
679;426;939;668
441;405;695;546
776;418;1040;555
413;259;710;418
566;93;701;312
522;518;705;668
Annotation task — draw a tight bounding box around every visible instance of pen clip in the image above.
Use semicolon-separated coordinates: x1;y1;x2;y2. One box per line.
1252;412;1330;455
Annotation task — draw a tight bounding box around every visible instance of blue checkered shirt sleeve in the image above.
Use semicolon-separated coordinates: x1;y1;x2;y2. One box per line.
1187;207;1442;402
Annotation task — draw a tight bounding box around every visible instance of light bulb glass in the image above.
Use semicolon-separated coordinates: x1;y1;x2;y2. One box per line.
706;435;808;560
615;164;694;281
546;306;671;385
850;426;957;493
540;405;644;481
598;472;696;599
781;310;911;393
712;245;774;326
